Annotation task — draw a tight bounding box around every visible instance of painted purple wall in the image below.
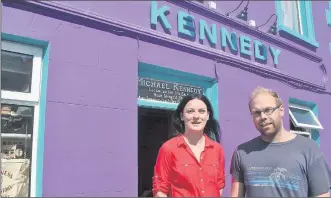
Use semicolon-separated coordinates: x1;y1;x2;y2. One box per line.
2;0;331;197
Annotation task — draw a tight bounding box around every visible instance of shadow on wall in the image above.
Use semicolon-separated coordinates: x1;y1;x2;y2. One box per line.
4;0;331;96
278;31;317;52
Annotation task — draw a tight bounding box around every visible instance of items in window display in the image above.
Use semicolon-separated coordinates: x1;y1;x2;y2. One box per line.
1;159;30;197
1;104;32;197
1;104;33;134
1;143;27;159
1;105;23;133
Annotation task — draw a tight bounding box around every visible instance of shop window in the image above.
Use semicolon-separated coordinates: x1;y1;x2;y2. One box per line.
1;40;43;197
275;0;319;48
289;102;323;142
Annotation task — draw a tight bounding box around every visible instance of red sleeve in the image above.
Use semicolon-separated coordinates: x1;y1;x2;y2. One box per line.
217;145;225;189
152;143;172;196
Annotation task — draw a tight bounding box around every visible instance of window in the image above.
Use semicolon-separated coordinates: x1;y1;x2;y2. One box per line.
1;40;43;197
276;0;318;48
326;1;331;26
290;119;312;139
289;104;323;139
282;1;304;34
190;0;204;4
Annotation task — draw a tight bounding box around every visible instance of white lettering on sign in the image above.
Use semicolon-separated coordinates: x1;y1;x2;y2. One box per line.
138;77;204;103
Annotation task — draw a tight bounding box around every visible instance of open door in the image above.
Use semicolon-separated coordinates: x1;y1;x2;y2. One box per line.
138;108;174;197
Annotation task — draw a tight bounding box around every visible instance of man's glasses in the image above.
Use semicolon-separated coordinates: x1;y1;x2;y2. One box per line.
250;105;281;117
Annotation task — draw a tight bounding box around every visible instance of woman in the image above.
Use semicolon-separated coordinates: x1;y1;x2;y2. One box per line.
152;94;225;197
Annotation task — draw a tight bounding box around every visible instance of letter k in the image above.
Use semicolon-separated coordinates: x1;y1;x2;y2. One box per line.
151;1;172;30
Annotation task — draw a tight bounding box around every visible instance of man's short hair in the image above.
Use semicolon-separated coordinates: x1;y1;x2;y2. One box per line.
249;86;283;110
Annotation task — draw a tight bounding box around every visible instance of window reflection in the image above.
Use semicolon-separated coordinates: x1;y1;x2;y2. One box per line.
1;103;33;197
289;107;319;126
1;50;33;93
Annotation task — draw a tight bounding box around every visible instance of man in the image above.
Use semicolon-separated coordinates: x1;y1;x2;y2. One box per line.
230;86;331;197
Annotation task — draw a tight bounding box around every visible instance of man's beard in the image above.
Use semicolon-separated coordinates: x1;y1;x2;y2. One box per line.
259;121;281;137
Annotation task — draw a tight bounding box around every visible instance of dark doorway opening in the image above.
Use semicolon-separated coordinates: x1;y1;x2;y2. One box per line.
138;107;175;197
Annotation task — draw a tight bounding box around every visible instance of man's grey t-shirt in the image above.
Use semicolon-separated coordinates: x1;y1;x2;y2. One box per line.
230;135;331;197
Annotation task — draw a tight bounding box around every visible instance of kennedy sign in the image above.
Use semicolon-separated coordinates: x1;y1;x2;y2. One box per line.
150;1;281;66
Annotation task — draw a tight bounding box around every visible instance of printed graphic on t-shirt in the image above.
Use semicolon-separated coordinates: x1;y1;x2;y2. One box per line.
245;166;301;191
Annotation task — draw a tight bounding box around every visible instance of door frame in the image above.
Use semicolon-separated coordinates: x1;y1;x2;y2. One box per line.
136;62;219;196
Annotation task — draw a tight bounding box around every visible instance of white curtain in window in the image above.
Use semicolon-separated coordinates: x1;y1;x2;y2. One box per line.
281;1;302;34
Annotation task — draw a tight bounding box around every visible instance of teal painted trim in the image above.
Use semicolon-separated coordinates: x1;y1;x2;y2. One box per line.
36;44;49;197
275;1;319;48
1;32;49;196
289;98;320;147
275;0;284;30
289;98;316;109
304;1;317;41
137;99;178;110
327;9;331;26
138;62;219;140
210;83;219;121
311;130;320;147
138;62;214;88
203;82;219;141
327;1;331;26
308;104;320;147
299;1;308;37
278;25;319;48
2;32;48;46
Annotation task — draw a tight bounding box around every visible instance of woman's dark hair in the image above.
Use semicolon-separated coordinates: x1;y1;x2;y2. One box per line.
173;93;220;142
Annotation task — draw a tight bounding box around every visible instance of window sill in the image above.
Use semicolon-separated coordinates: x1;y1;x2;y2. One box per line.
278;25;319;49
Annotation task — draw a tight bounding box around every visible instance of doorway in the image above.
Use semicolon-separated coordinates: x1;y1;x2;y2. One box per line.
138;107;175;197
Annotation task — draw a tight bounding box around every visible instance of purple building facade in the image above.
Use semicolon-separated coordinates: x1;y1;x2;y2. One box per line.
1;0;330;197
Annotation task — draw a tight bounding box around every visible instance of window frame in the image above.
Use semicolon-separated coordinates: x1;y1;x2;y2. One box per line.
295;0;304;34
137;62;218;118
275;0;319;48
1;40;43;103
326;1;331;26
289;104;323;130
1;40;44;197
290;130;312;139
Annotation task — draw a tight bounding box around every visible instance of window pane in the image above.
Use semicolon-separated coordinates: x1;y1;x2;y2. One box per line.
1;50;33;93
298;133;310;138
281;1;302;34
289;107;319;126
290;120;307;132
1;103;34;197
